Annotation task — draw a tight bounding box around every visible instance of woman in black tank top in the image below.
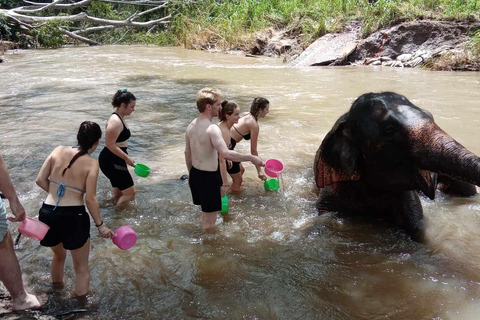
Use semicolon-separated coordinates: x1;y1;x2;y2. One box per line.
99;89;137;205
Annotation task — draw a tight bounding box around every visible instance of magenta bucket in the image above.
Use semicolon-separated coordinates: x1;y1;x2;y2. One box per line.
112;225;137;250
264;159;284;178
18;217;50;241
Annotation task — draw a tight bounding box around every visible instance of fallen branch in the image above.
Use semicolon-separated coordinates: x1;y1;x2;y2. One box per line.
60;28;100;45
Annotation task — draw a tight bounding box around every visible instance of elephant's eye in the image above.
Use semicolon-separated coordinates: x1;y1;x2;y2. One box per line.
383;125;396;136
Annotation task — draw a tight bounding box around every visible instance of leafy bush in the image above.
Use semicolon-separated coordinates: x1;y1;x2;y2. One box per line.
0;14;11;40
31;20;69;48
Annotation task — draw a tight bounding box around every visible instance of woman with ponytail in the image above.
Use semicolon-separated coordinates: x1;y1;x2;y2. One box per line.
218;100;241;195
229;97;270;192
35;121;113;297
99;89;136;205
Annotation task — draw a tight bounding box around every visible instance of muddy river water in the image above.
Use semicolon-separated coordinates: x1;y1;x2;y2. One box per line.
1;45;480;319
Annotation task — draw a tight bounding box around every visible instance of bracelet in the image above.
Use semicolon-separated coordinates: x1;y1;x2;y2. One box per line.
222;184;229;187
95;220;103;228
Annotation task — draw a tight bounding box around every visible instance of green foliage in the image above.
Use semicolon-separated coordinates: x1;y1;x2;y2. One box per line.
468;29;480;56
0;0;24;9
3;0;480;49
32;20;70;48
0;13;11;40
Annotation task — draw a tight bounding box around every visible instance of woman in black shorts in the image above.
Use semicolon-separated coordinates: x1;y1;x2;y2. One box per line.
99;89;136;205
36;121;113;296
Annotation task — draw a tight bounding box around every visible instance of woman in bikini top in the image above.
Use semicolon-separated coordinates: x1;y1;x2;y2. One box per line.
229;97;270;192
218;101;240;195
35;121;113;296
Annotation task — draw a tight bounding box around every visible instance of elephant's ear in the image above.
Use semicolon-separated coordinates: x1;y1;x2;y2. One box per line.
315;113;362;188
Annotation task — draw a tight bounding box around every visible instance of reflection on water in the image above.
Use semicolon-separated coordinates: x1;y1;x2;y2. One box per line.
1;46;480;319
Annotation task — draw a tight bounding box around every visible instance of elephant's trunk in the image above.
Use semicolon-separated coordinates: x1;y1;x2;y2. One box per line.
412;123;480;186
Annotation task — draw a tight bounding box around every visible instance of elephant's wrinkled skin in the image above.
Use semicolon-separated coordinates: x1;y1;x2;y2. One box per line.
314;92;480;241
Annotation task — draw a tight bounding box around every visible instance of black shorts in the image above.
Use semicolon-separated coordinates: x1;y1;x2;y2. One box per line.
39;203;90;250
227;161;241;174
99;147;134;191
189;166;221;213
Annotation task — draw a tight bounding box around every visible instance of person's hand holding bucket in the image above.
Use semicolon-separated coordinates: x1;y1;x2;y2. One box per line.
134;163;151;177
112;225;137;250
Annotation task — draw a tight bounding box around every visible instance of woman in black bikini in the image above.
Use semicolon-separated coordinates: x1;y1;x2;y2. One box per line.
229;97;270;192
36;121;113;296
218;100;240;195
99;89;136;205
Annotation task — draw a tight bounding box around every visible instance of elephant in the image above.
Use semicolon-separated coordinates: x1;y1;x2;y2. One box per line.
314;92;480;241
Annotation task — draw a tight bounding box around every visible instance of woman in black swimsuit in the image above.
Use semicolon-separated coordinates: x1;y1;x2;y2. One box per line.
229;97;270;192
99;89;136;205
218;100;240;195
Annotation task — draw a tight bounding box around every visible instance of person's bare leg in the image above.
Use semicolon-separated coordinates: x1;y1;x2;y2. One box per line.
116;186;136;205
70;238;90;296
200;211;218;230
230;165;244;193
0;231;40;311
111;188;122;204
50;243;67;285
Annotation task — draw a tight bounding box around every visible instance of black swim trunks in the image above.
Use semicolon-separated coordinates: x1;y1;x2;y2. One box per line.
39;203;90;250
99;146;134;191
189;166;222;213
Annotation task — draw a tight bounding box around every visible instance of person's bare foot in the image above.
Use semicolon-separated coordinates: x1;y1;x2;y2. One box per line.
12;292;41;311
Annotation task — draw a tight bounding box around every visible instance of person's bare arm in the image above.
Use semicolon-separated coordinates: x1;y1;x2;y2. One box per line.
185;129;192;172
0;154;25;222
218;154;229;196
105;117;134;166
249;123;266;180
209;125;263;166
35;151;54;193
85;161;113;238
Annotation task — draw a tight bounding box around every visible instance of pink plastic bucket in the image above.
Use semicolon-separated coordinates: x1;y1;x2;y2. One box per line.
112;225;137;250
264;159;284;178
18;217;50;241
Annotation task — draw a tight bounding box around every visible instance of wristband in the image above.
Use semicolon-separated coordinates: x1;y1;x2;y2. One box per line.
95;220;103;228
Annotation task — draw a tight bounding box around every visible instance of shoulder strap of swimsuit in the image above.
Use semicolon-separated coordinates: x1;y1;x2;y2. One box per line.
112;112;127;128
233;125;243;136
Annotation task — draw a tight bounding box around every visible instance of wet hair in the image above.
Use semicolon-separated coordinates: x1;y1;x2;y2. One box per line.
218;100;239;121
250;97;269;120
62;121;102;176
112;89;136;108
196;87;222;113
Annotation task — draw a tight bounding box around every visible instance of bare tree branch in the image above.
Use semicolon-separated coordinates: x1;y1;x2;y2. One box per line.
136;2;168;17
21;0;96;10
1;0;174;46
60;28;100;45
6;11;171;26
73;25;115;35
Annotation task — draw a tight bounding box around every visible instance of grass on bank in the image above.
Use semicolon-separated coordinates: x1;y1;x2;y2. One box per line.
165;0;480;51
1;0;480;51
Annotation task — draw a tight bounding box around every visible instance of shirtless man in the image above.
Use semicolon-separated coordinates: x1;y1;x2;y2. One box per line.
185;88;264;230
0;154;41;311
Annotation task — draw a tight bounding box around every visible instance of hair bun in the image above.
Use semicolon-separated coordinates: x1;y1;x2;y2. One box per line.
221;100;228;108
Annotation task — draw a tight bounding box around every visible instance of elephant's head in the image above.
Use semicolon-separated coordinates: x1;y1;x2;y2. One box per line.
314;92;480;198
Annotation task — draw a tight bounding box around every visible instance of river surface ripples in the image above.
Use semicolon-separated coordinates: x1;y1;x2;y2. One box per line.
1;45;480;319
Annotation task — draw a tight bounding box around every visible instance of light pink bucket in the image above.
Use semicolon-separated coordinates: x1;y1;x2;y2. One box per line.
112;225;137;250
18;217;50;241
264;159;284;178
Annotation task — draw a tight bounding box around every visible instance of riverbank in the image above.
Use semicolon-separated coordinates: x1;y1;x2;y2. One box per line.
219;19;480;71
